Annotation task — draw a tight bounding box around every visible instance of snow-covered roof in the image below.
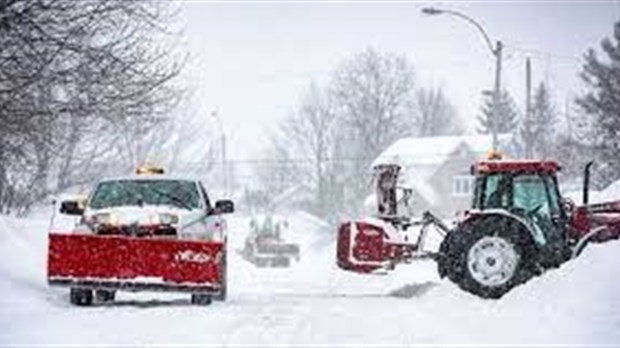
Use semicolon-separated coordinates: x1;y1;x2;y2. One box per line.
371;134;511;206
372;134;511;168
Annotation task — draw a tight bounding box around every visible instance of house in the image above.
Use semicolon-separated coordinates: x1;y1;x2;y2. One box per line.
370;134;513;218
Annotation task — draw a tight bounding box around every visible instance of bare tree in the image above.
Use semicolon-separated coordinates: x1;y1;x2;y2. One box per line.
263;48;418;220
330;48;416;216
416;87;463;136
277;83;341;217
0;0;184;214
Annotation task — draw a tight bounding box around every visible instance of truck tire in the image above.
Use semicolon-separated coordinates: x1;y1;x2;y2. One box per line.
438;215;536;299
70;288;93;306
191;294;212;306
95;290;116;303
256;258;267;267
274;257;290;267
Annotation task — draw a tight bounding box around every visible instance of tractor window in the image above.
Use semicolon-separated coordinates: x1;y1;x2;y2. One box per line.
482;174;511;209
544;175;562;217
512;175;550;216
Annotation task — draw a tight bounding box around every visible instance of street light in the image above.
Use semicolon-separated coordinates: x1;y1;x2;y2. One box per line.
421;7;503;151
211;109;227;196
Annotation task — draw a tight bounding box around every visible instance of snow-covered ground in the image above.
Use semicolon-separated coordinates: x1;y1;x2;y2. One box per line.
1;209;620;345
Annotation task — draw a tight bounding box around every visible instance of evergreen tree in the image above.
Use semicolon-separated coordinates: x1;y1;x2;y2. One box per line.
477;90;519;135
577;21;620;185
521;83;556;159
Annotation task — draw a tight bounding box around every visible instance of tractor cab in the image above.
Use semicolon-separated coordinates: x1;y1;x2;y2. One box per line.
469;160;568;258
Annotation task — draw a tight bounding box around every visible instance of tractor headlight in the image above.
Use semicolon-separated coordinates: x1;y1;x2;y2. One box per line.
159;213;179;225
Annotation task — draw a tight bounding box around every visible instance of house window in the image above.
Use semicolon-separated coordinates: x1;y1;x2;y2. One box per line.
453;175;474;197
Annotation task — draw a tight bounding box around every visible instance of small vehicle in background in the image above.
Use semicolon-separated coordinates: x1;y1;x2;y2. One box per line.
240;215;300;268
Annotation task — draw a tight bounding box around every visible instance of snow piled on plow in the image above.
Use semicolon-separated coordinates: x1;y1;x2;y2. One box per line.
1;210;620;345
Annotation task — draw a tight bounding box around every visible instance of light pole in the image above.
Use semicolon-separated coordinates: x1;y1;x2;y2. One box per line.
211;109;227;196
421;7;503;151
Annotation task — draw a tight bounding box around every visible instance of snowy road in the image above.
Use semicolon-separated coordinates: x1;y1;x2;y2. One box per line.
1;212;620;345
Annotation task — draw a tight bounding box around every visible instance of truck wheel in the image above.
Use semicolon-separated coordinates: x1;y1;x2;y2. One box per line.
438;215;535;299
191;294;212;306
95;290;116;303
277;257;290;267
256;258;267;267
70;288;93;306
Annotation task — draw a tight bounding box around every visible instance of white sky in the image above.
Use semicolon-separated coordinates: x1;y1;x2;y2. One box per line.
177;1;619;160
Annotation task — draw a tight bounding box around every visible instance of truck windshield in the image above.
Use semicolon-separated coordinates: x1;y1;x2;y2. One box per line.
89;180;201;210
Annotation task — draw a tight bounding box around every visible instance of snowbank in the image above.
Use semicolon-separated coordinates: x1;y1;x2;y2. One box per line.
1;211;620;345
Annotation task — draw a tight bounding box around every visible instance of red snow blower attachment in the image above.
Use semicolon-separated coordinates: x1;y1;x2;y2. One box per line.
336;164;449;273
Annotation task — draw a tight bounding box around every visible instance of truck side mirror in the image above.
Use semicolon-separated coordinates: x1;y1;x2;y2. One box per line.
214;199;234;214
60;200;84;215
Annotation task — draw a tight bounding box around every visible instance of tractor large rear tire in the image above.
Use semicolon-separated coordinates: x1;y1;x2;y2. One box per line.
438;215;536;299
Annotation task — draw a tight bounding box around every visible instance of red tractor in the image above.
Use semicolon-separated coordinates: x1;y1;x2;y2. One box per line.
337;160;620;299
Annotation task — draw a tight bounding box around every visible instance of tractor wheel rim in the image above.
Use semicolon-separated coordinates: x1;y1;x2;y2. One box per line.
467;236;519;287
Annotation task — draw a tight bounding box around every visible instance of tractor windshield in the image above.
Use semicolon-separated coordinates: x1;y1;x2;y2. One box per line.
89;180;201;210
512;174;558;217
475;172;561;217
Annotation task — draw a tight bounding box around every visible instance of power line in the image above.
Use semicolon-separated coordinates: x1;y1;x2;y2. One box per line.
175;152;492;167
504;44;582;65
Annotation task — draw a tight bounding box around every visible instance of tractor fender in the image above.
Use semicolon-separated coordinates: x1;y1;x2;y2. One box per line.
571;225;608;259
462;209;542;246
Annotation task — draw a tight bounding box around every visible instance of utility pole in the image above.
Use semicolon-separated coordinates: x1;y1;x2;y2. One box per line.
211;109;227;197
524;57;532;159
492;41;503;151
421;7;502;152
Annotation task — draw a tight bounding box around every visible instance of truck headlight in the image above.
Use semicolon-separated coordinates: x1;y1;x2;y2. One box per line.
159;213;179;225
90;213;111;225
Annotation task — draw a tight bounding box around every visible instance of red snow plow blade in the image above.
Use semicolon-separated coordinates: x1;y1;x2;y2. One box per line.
47;233;223;293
